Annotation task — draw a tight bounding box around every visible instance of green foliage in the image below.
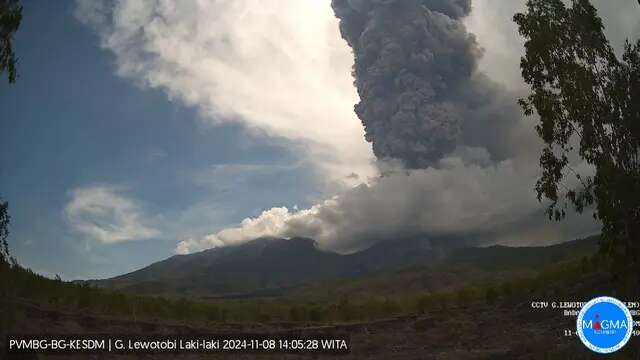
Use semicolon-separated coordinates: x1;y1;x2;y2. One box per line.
0;234;603;332
514;0;640;273
0;248;603;333
0;199;15;268
454;287;474;307
336;295;355;321
0;0;22;83
0;265;411;329
484;286;498;305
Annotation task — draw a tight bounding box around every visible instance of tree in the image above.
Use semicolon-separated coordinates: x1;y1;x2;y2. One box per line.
514;0;640;273
0;199;15;267
0;1;20;267
0;0;22;83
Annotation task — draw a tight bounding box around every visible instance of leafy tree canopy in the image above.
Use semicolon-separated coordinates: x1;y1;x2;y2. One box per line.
0;0;22;83
0;199;14;267
514;0;640;263
0;0;20;267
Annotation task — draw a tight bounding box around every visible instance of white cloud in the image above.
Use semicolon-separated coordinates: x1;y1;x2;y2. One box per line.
176;206;293;254
74;1;612;256
465;0;527;90
466;0;640;90
192;163;301;191
65;185;160;244
176;152;600;254
75;0;376;181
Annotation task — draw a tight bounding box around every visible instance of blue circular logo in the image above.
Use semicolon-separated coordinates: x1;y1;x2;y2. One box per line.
577;296;633;354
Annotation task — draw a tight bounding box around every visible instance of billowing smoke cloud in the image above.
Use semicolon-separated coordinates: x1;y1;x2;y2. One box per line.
177;151;600;254
75;0;605;255
331;0;517;168
175;0;602;255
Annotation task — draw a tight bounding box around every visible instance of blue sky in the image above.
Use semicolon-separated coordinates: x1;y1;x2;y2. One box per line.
1;0;635;280
0;1;323;279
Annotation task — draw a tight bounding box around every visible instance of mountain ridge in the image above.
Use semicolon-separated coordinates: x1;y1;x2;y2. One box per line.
88;235;599;297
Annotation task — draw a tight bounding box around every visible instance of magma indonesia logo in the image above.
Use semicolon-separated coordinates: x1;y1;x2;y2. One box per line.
577;296;634;354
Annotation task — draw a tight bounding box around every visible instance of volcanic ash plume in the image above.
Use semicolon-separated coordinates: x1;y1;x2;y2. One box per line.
332;0;487;168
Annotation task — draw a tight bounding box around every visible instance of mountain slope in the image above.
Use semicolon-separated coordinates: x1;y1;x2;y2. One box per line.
90;235;599;297
95;237;344;296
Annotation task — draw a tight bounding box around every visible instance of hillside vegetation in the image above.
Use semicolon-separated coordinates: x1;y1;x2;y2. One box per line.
1;236;603;330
